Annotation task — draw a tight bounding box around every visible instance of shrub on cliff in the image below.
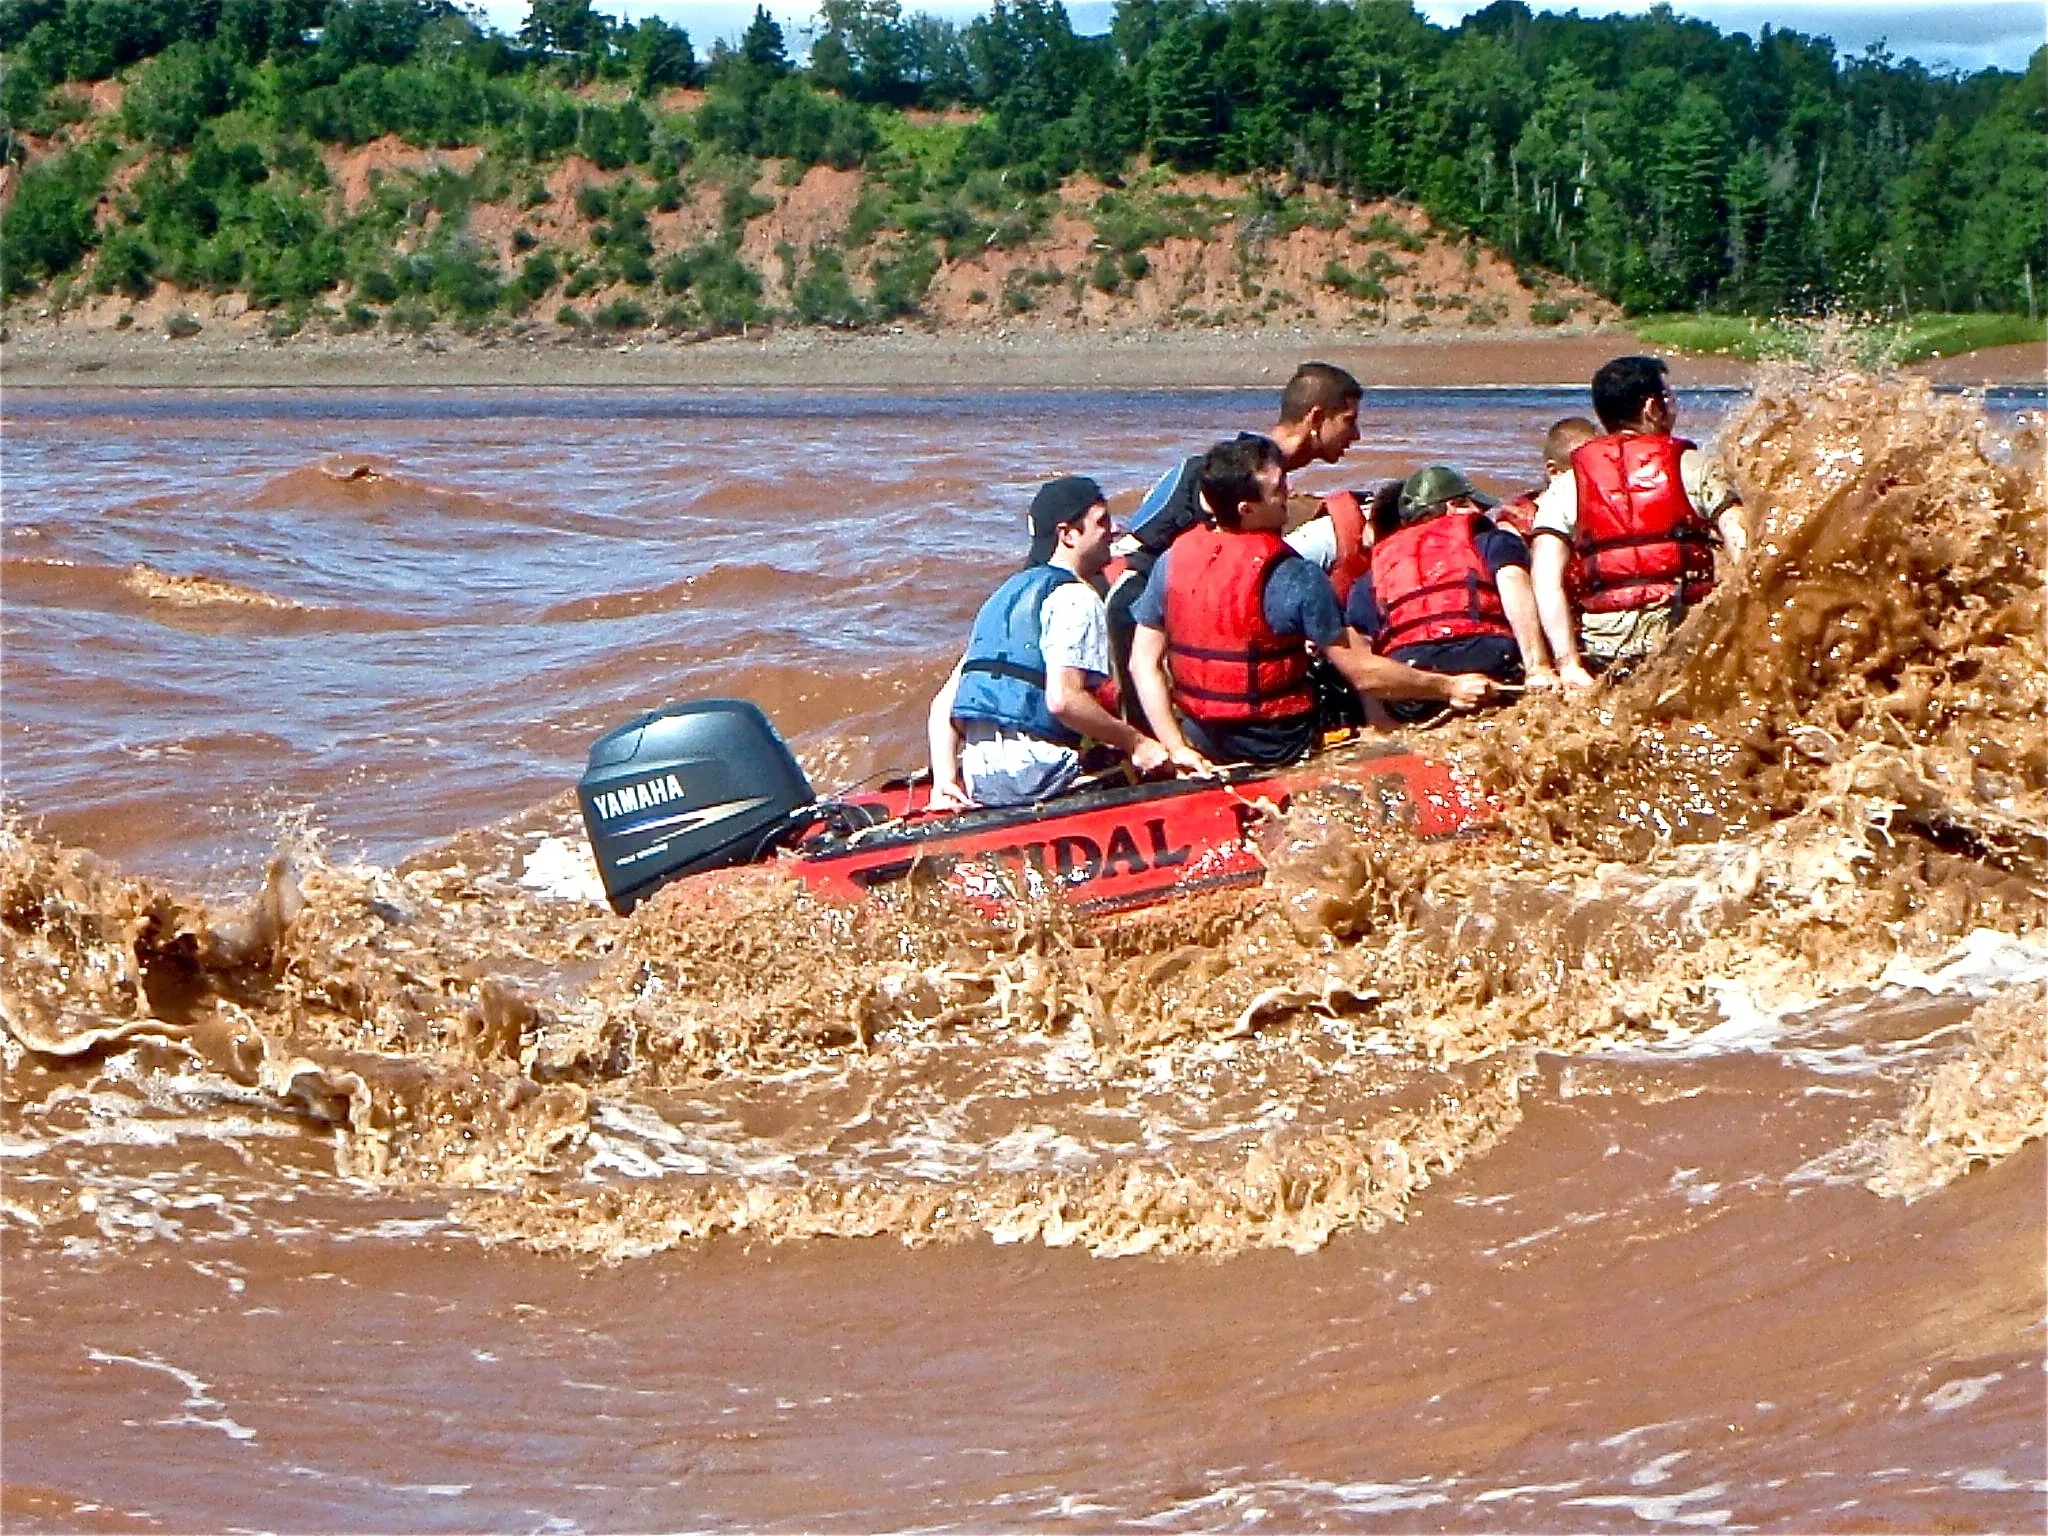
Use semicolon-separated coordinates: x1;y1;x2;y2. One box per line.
121;39;240;149
0;143;111;296
794;243;863;326
697;73;875;170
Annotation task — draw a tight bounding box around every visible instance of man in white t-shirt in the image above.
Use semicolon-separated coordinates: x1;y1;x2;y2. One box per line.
927;477;1171;809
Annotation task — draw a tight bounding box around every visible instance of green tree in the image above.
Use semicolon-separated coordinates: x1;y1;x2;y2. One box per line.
1144;16;1215;169
520;0;604;54
1645;85;1733;307
121;39;239;148
739;6;788;73
1;145;112;295
322;0;447;69
627;17;696;91
811;0;913;103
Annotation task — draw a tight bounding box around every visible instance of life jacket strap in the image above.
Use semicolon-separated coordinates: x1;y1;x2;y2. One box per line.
962;656;1048;689
1172;676;1310;706
1581;528;1715;557
1168;638;1303;663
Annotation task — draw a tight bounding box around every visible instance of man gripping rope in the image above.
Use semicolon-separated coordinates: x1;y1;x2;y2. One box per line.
1347;464;1557;724
1127;437;1494;770
927;476;1170;810
1531;356;1746;689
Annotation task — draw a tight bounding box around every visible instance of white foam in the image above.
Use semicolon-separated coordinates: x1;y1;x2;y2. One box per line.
1471;1480;1587;1503
1954;1467;2048;1493
1924;1373;2004;1413
585;1100;800;1180
518;835;609;905
1634;929;2048;1069
1565;1482;1740;1527
87;1348;257;1443
1877;930;2048;996
1126;1477;1447;1524
985;1122;1098;1174
1631;1449;1692;1486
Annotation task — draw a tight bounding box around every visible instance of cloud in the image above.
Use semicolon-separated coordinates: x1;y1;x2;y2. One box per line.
470;0;2039;69
1417;0;2042;74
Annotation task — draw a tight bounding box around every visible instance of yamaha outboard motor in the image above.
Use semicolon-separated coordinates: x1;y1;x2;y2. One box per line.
578;699;816;913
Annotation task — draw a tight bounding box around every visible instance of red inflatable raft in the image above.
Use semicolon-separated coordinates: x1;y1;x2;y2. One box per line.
577;701;1494;918
754;738;1491;915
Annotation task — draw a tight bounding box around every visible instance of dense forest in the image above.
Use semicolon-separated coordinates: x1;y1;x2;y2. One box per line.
1;0;2041;331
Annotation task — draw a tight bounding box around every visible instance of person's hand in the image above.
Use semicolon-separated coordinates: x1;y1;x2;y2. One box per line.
1166;742;1219;775
1523;664;1560;692
1443;673;1496;711
1128;736;1172;777
927;780;978;812
1559;660;1597;693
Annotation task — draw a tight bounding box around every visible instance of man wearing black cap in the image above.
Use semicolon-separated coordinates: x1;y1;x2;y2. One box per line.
1345;464;1556;723
926;477;1171;809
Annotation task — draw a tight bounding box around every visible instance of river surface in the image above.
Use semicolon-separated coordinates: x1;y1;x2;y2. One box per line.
2;378;2044;1532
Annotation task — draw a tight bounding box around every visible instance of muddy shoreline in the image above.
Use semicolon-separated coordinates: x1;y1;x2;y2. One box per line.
6;321;2036;392
6;322;2036;392
0;322;1866;391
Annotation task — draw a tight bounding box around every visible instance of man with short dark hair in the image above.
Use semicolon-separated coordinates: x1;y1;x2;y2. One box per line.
1531;356;1746;688
1107;362;1370;676
1128;438;1493;769
1348;464;1556;722
927;477;1170;809
1492;417;1599;536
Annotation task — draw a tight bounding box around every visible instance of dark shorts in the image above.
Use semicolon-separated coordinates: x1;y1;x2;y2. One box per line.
1384;636;1524;724
1179;709;1320;767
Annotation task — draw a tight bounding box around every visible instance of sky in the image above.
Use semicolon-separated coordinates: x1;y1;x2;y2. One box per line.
467;0;2044;76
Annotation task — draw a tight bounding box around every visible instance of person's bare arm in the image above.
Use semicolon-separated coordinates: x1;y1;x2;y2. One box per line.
1495;565;1556;688
1715;503;1747;563
1129;624;1214;772
1045;666;1169;776
1531;533;1594;691
1327;630;1494;709
925;663;976;810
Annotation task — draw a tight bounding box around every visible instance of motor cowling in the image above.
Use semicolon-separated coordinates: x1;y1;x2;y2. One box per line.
577;699;815;913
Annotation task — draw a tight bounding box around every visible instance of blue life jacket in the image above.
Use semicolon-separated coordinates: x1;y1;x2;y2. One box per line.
952;565;1084;746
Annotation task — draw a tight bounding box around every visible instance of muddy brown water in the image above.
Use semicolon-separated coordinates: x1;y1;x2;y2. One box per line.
3;378;2044;1531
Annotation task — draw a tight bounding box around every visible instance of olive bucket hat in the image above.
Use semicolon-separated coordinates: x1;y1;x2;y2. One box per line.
1398;464;1497;522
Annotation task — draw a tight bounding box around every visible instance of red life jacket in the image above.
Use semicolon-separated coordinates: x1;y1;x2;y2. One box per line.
1321;489;1371;605
1162;525;1315;723
1368;512;1512;651
1491;491;1539;537
1570;433;1716;614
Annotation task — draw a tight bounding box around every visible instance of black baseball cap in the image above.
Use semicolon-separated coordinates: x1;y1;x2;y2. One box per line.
1025;475;1106;564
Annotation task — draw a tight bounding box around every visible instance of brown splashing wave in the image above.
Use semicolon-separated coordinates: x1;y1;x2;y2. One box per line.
536;562;841;624
1437;371;2046;863
121;562;306;611
244;455;522;524
3;555;435;635
3;370;2044;1260
1865;981;2047;1202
